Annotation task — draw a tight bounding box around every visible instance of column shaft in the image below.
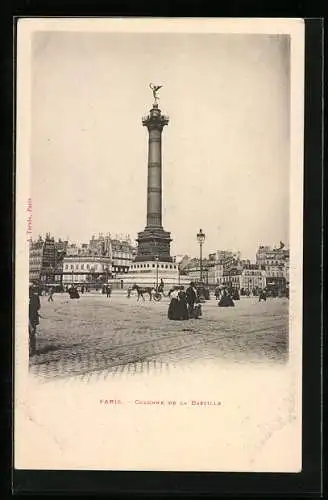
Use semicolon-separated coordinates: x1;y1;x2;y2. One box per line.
147;128;162;227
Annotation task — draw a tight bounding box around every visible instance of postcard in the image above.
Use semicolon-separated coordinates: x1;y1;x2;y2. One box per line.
14;17;304;472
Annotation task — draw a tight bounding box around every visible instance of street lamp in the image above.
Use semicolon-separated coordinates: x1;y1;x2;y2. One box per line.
196;229;206;284
155;255;159;291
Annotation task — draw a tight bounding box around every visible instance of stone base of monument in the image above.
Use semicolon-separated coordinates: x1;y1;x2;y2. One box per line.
115;260;190;289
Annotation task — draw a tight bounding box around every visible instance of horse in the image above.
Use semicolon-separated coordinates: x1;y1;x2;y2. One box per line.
131;284;154;301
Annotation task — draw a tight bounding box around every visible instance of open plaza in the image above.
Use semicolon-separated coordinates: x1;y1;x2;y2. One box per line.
29;290;289;381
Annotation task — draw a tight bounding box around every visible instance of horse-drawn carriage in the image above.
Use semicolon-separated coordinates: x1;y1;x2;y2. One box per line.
127;284;173;302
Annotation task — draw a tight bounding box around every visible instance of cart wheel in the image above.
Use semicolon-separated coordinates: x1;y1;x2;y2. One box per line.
153;293;162;302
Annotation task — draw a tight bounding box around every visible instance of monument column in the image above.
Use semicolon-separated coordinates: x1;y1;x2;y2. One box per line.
144;104;169;228
135;85;172;263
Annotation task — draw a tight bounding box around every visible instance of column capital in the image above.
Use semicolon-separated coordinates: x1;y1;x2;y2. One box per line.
142;108;169;129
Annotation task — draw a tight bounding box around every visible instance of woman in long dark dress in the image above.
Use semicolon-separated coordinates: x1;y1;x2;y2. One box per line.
177;289;189;320
168;288;180;320
218;289;235;307
68;285;80;299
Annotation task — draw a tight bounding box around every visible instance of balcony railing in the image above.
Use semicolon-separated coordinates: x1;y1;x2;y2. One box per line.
142;114;170;125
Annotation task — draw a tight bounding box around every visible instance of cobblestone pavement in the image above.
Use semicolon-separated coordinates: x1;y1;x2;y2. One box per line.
29;291;289;381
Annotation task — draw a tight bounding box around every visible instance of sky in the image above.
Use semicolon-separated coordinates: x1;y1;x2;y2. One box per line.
30;31;290;260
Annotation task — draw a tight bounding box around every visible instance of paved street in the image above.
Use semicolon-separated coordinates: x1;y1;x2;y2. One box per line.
29;291;289;381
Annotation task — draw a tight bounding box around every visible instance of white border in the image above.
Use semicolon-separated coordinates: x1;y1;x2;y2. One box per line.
15;18;304;472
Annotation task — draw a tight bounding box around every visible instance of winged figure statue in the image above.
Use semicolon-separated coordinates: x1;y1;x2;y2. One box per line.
149;83;163;103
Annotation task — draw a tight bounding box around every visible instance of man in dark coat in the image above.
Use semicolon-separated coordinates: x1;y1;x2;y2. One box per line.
158;278;164;293
185;282;198;318
48;286;54;302
29;285;41;355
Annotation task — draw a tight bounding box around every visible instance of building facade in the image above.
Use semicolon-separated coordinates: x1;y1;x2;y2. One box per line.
182;258;218;285
62;255;112;285
256;243;289;268
61;234;135;284
29;233;135;286
111;238;135;275
29;238;44;283
29;234;67;285
240;266;266;291
256;243;289;292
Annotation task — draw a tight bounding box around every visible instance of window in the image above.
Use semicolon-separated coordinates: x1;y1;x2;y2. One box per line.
170;265;172;269
161;264;164;268
76;264;79;270
87;264;90;270
81;264;84;270
165;265;168;269
65;264;68;270
152;264;155;268
71;264;74;270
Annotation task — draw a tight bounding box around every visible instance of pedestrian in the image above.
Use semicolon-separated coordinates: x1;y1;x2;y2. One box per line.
185;282;198;318
68;284;80;299
106;284;112;298
218;289;235;307
214;286;221;300
191;302;202;319
258;289;267;302
48;287;54;302
29;284;41;355
177;288;189;320
168;287;180;320
158;278;164;293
